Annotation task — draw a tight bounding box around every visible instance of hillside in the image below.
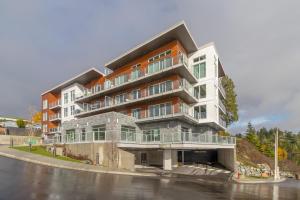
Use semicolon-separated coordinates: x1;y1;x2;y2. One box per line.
237;138;300;173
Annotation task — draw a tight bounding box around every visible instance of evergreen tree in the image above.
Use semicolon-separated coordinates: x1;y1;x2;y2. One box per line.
221;75;239;126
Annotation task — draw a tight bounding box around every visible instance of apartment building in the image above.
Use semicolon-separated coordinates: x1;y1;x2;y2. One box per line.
41;22;235;171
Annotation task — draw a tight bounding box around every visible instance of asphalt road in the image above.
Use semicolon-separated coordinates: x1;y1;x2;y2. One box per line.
0;156;299;200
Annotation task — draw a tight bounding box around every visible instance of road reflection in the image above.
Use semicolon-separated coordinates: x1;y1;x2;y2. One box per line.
0;156;299;200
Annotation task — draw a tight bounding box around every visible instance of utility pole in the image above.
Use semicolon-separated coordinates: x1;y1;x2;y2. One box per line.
274;128;280;180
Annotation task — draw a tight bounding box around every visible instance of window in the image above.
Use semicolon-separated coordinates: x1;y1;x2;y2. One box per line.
181;127;190;141
121;125;136;142
200;105;207;119
115;94;126;104
42;112;48;121
70;90;75;102
64;107;68;117
132;108;141;119
149;81;173;96
200;84;206;98
104;80;111;89
131;64;141;80
81;128;86;141
42;124;48;133
115;74;128;86
132;89;141;100
193;62;206;79
42;100;48;109
64;93;68;104
70;105;75;116
194;87;200;99
142;129;160;142
193;55;206;63
149;102;172;117
66;129;75;143
93;125;106;141
147;50;172;74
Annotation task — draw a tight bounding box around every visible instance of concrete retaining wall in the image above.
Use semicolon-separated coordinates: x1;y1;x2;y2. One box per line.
65;143;135;171
218;148;236;171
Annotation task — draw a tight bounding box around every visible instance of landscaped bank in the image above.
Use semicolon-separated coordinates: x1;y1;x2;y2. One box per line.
12;145;81;163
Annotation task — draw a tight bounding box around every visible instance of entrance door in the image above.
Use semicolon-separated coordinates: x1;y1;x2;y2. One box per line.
141;152;147;165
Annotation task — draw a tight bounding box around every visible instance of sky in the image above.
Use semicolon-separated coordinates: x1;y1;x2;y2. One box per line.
0;0;299;133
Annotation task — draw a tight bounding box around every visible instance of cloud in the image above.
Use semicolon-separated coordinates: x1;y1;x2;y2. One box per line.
0;0;299;133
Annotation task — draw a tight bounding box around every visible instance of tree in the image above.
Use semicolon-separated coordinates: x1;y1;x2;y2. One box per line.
245;122;260;147
32;112;42;124
221;75;239;126
16;119;26;128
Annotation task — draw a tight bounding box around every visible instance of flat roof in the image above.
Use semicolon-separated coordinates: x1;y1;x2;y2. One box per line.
41;68;104;96
105;21;198;70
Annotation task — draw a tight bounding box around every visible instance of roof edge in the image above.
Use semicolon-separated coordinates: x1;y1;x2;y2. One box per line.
41;67;104;96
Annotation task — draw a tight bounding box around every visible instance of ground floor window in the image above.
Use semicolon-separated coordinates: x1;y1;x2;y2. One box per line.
81;128;86;141
121;125;136;142
66;129;75;143
142;129;160;142
93;125;106;141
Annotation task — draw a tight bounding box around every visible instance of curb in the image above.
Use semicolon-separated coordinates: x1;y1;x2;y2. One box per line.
232;177;286;184
0;151;157;178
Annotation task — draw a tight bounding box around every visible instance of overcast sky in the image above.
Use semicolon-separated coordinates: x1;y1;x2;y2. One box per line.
0;0;299;133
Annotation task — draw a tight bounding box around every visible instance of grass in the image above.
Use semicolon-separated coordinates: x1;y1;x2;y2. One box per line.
12;146;82;163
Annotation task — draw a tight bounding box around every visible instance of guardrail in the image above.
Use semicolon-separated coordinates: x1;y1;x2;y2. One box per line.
51;131;235;146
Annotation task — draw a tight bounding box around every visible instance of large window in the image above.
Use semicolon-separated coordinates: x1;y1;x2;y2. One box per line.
93;125;106;141
115;94;126;104
64;107;68;117
70;105;75;116
193;62;206;79
132;89;141;100
149;103;172;117
81;128;86;141
131;64;141;80
70;90;75;102
149;80;173;96
64;93;69;104
66;129;75;143
42;124;48;133
200;84;206;98
42;112;48;121
142;129;160;143
132;108;141;119
121;125;136;142
42;100;48;109
115;74;128;86
200;105;207;119
147;50;172;74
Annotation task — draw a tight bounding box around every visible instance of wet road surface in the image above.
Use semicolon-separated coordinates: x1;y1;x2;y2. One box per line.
0;156;299;200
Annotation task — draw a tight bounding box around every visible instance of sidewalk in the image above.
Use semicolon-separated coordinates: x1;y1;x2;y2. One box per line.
0;145;157;177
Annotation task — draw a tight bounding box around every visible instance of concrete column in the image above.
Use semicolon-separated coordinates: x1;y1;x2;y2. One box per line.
163;149;172;170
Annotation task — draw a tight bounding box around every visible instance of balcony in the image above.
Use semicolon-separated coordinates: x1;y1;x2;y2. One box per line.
219;99;226;113
75;82;198;118
53;130;235;147
219;116;227;128
75;54;197;103
49;113;61;122
218;78;226;98
49;100;61;110
49;127;61;134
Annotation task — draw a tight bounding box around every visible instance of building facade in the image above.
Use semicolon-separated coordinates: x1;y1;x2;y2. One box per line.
41;22;235;171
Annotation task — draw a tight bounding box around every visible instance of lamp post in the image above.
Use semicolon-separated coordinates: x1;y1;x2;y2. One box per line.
274;128;280;180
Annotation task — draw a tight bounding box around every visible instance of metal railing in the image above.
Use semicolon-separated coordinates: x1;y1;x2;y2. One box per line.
219;100;226;112
75;54;194;101
49;100;61;109
49;113;61;121
218;78;226;97
52;130;235;146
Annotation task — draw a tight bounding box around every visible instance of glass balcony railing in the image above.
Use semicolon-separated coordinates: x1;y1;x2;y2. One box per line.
49;100;61;109
75;81;196;116
218;78;226;97
52;130;235;146
49;113;61;121
219;100;226;112
75;54;194;101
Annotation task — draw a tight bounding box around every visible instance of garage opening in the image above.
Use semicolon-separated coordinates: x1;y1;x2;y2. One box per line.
178;150;218;165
